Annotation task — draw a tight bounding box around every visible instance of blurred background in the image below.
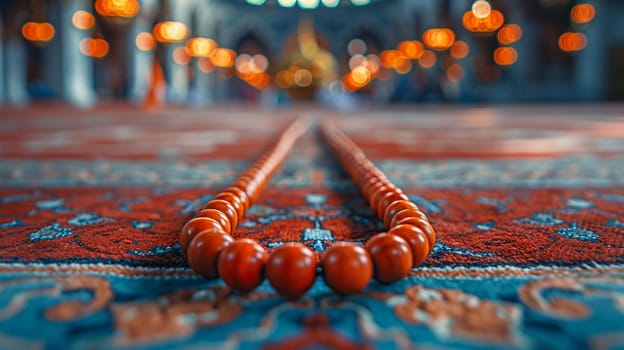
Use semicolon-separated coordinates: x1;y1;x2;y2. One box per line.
0;0;622;109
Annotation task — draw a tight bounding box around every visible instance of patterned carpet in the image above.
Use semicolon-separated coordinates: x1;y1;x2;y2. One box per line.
0;104;623;349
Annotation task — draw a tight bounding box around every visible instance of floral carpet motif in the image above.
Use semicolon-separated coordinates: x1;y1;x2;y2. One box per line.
0;106;622;349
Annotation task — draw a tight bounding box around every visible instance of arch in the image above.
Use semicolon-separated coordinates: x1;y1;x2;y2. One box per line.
220;15;278;52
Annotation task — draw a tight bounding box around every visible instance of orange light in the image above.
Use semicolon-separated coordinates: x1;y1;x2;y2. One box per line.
450;41;470;59
380;50;405;68
94;0;140;18
422;28;455;51
135;32;156;51
497;24;522;45
462;9;505;33
571;4;595;24
22;22;55;42
398;40;424;59
558;32;587;52
153;21;189;43
72;11;95;30
186;38;217;57
276;70;294;88
418;50;437;68
447;63;465;82
173;46;191;65
241;71;271;90
210;48;236;67
493;47;518;66
79;38;109;58
393;57;412;74
351;66;371;85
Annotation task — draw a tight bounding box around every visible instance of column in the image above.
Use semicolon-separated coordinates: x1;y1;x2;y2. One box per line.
58;0;96;107
574;1;607;101
4;37;29;105
128;16;155;104
162;0;195;105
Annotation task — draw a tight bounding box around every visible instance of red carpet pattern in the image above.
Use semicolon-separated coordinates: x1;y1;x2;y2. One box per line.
0;105;622;349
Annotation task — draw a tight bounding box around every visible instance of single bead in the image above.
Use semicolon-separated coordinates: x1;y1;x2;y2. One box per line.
369;185;398;212
202;200;239;232
223;186;250;212
393;217;436;250
187;229;233;278
322;244;372;295
213;192;245;218
388;224;430;267
196;208;231;234
383;200;419;228
365;233;412;283
390;208;430;227
218;239;269;293
266;243;317;299
376;192;410;221
179;217;223;255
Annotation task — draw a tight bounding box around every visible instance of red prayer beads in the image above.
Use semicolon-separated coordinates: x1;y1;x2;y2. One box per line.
179;119;438;298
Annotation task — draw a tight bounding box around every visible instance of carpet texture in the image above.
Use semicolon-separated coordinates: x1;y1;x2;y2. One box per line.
0;105;623;349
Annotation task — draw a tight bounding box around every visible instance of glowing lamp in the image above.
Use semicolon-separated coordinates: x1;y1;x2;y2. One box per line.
153;21;189;43
398;41;424;59
72;11;95;30
380;50;404;68
186;38;217;57
210;48;236;67
571;4;595;24
79;38;109;58
472;0;491;19
497;24;522;45
95;0;140;18
22;22;55;42
423;28;455;51
493;47;518;66
559;32;587;52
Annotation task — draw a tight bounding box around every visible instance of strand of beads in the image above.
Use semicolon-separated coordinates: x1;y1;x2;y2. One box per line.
180;118;317;298
321;121;436;288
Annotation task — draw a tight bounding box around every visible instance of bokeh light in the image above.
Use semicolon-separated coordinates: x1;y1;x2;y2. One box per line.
72;11;95;30
173;46;191;65
277;0;297;7
294;69;313;87
418;50;437;68
472;0;491;19
299;0;320;9
559;32;588;52
497;24;522;45
398;40;424;59
493;47;518;66
348;39;367;56
450;41;470;59
95;0;140;18
22;22;55;42
322;0;340;8
463;9;505;32
210;48;236;67
422;28;455;51
186;38;217;57
153;21;189;43
135;32;156;51
571;4;595;24
79;38;109;58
